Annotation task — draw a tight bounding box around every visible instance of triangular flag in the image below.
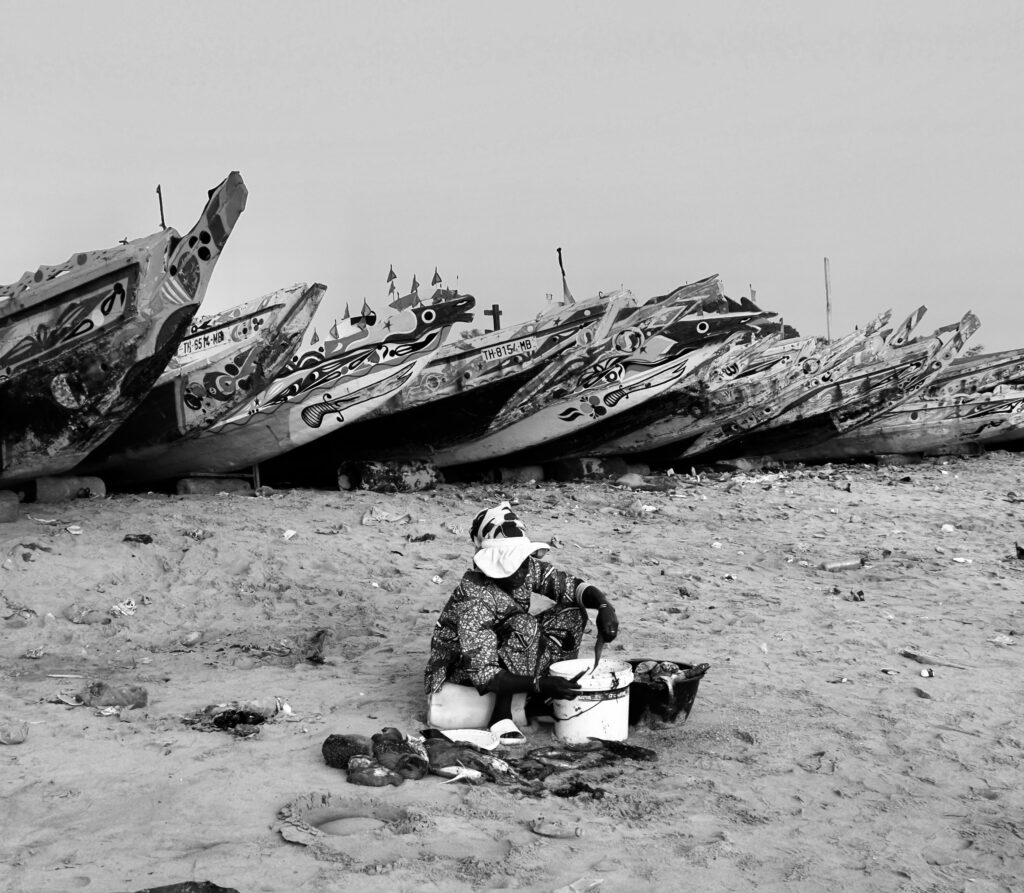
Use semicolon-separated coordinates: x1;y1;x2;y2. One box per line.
389;281;396;296
361;299;372;317
431;267;442;286
387;265;396;283
329;320;339;339
343;302;351;319
310;328;320;345
411;275;419;293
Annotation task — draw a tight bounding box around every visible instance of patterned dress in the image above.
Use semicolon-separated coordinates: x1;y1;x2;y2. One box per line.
424;556;589;695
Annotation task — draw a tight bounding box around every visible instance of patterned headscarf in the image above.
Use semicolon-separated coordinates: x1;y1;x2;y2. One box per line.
470;501;550;579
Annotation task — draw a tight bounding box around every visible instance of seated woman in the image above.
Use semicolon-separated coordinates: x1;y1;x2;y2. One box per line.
424;501;620;745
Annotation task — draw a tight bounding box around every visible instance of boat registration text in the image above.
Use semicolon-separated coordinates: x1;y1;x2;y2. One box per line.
481;336;535;363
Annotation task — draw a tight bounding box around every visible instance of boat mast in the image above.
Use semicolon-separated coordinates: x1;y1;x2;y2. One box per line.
823;256;833;343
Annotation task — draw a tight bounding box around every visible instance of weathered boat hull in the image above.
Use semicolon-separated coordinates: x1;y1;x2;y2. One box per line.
0;172;247;486
118;293;475;478
431;277;770;466
768;388;1024;461
318;290;644;465
77;282;326;482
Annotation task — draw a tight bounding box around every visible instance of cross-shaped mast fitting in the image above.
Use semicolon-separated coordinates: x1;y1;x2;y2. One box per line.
484;304;502;331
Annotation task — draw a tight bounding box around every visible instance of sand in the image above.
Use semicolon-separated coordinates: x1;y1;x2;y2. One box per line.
1;453;1023;893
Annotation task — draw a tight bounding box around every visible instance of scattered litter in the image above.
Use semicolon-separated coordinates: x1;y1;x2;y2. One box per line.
820;558;865;572
27;515;59;524
361;506;412;525
952;557;973;564
941;523;956;533
920;668;934;677
315;524;348;535
987;634;1017;647
65;525;83;536
63;603;112;625
122;534;153;545
0;722;29;745
431;575;443;584
110;599;136;617
828;677;851;684
407;532;437;542
711;542;722;549
881;668;899;675
79;681;148;709
528;817;583;838
897;647;973;669
283;529;297;541
183;528;213;541
553;878;604;893
844;590;866;602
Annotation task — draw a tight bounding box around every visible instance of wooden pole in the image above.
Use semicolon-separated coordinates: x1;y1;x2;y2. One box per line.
156;184;166;230
823;257;833;343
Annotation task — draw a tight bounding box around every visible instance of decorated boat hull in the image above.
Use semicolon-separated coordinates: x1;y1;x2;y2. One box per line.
0;172;247;486
431;277;772;466
118;293;476;478
77;282;326;482
324;290;639;464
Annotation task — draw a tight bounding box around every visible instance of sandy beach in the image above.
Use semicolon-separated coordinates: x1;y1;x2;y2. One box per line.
2;452;1023;893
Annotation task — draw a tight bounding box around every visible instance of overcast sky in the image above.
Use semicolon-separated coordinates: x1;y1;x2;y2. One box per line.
3;1;1022;349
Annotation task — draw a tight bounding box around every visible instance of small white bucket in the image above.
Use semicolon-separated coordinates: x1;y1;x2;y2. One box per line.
548;658;634;743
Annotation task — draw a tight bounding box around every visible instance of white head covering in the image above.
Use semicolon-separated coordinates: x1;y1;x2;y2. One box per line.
469;501;550;579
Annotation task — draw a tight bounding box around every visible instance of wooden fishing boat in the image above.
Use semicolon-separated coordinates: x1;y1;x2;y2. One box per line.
430;276;772;467
114;291;476;479
670;310;897;459
590;316;855;461
77;282;326;481
0;172;247;487
312;288;639;464
680;309;981;459
766;346;1024;461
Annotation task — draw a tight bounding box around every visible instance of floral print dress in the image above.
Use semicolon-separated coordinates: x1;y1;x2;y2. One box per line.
424;556;589;695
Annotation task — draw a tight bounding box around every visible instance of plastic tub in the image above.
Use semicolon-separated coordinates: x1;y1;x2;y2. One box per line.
548;658;634;743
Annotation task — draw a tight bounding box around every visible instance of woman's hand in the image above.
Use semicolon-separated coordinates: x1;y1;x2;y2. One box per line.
537;675;582;699
596;603;619;642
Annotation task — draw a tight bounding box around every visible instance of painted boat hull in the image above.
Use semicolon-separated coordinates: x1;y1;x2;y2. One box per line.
0;172;247;486
122;293;475;478
77;282;326;482
432;277;770;466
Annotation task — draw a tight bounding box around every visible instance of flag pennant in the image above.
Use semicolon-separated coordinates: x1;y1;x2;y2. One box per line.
343;302;351;319
431;267;442;286
329;320;339;339
310;328;320;345
390;291;419;311
361;298;373;317
389;281;396;295
411;275;419;293
387;265;396;283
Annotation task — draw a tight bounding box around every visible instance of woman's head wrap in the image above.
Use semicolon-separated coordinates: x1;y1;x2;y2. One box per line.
470;501;549;579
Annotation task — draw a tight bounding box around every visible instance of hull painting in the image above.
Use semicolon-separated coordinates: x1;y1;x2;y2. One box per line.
432;277;769;466
380;289;637;413
771;388;1024;461
0;172;247;485
77;283;326;481
127;293;475;477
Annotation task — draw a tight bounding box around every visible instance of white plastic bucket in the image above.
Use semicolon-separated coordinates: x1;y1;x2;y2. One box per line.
548;658;634;743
